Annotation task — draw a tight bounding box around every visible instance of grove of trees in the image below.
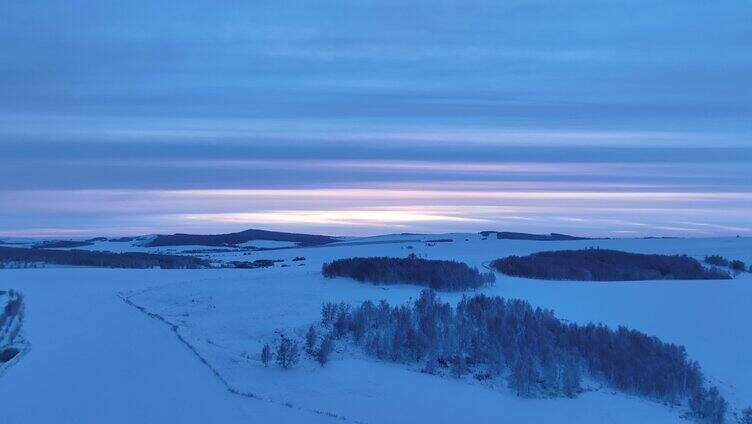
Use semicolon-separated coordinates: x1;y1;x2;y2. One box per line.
704;255;730;267
492;249;730;281
0;246;209;269
705;255;747;275
316;290;726;422
322;255;495;290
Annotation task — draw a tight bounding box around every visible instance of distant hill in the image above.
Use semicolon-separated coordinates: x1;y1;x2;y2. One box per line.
32;240;94;249
479;231;592;241
143;228;340;248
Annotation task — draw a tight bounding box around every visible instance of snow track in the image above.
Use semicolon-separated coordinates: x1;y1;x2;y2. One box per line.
0;269;335;424
119;290;358;423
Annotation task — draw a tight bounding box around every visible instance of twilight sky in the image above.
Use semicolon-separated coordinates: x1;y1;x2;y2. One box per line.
1;0;751;237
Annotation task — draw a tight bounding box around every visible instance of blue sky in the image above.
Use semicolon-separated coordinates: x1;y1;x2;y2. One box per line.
1;1;750;237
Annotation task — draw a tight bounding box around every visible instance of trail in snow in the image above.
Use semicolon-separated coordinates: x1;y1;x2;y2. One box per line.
0;269;335;424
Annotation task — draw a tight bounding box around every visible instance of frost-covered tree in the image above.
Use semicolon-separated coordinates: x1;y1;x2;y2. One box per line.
333;307;351;339
316;336;333;367
313;289;721;415
560;355;581;397
740;407;752;424
260;344;271;367
275;334;300;369
690;386;727;424
451;354;467;378
509;352;536;397
305;326;317;354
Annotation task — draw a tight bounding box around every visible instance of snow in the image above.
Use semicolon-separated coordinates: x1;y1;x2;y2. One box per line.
1;235;750;423
129;236;752;422
0;269;335;424
126;272;684;423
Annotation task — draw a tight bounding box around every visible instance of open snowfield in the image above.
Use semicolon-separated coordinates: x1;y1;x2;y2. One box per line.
120;235;752;422
1;235;750;423
0;269;334;424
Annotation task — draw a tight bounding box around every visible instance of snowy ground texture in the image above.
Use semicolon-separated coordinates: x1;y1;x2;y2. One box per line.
0;234;750;423
129;235;752;423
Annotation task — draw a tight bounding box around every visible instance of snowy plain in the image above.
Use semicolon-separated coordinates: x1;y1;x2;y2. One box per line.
0;234;750;423
0;269;334;424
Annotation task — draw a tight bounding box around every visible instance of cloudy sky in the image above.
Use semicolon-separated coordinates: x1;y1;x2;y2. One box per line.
1;0;750;237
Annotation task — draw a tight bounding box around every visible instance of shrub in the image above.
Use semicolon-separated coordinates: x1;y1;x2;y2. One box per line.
322;255;495;290
492;249;730;281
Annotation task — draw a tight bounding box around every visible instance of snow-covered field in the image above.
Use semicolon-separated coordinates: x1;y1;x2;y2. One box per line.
1;234;750;423
0;269;334;424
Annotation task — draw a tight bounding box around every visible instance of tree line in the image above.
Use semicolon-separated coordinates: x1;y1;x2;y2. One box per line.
145;228;338;247
315;290;728;423
322;255;495;290
0;246;209;269
492;249;731;281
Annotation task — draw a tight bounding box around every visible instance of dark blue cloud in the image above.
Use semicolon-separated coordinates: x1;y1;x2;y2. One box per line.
1;0;750;236
2;1;750;128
